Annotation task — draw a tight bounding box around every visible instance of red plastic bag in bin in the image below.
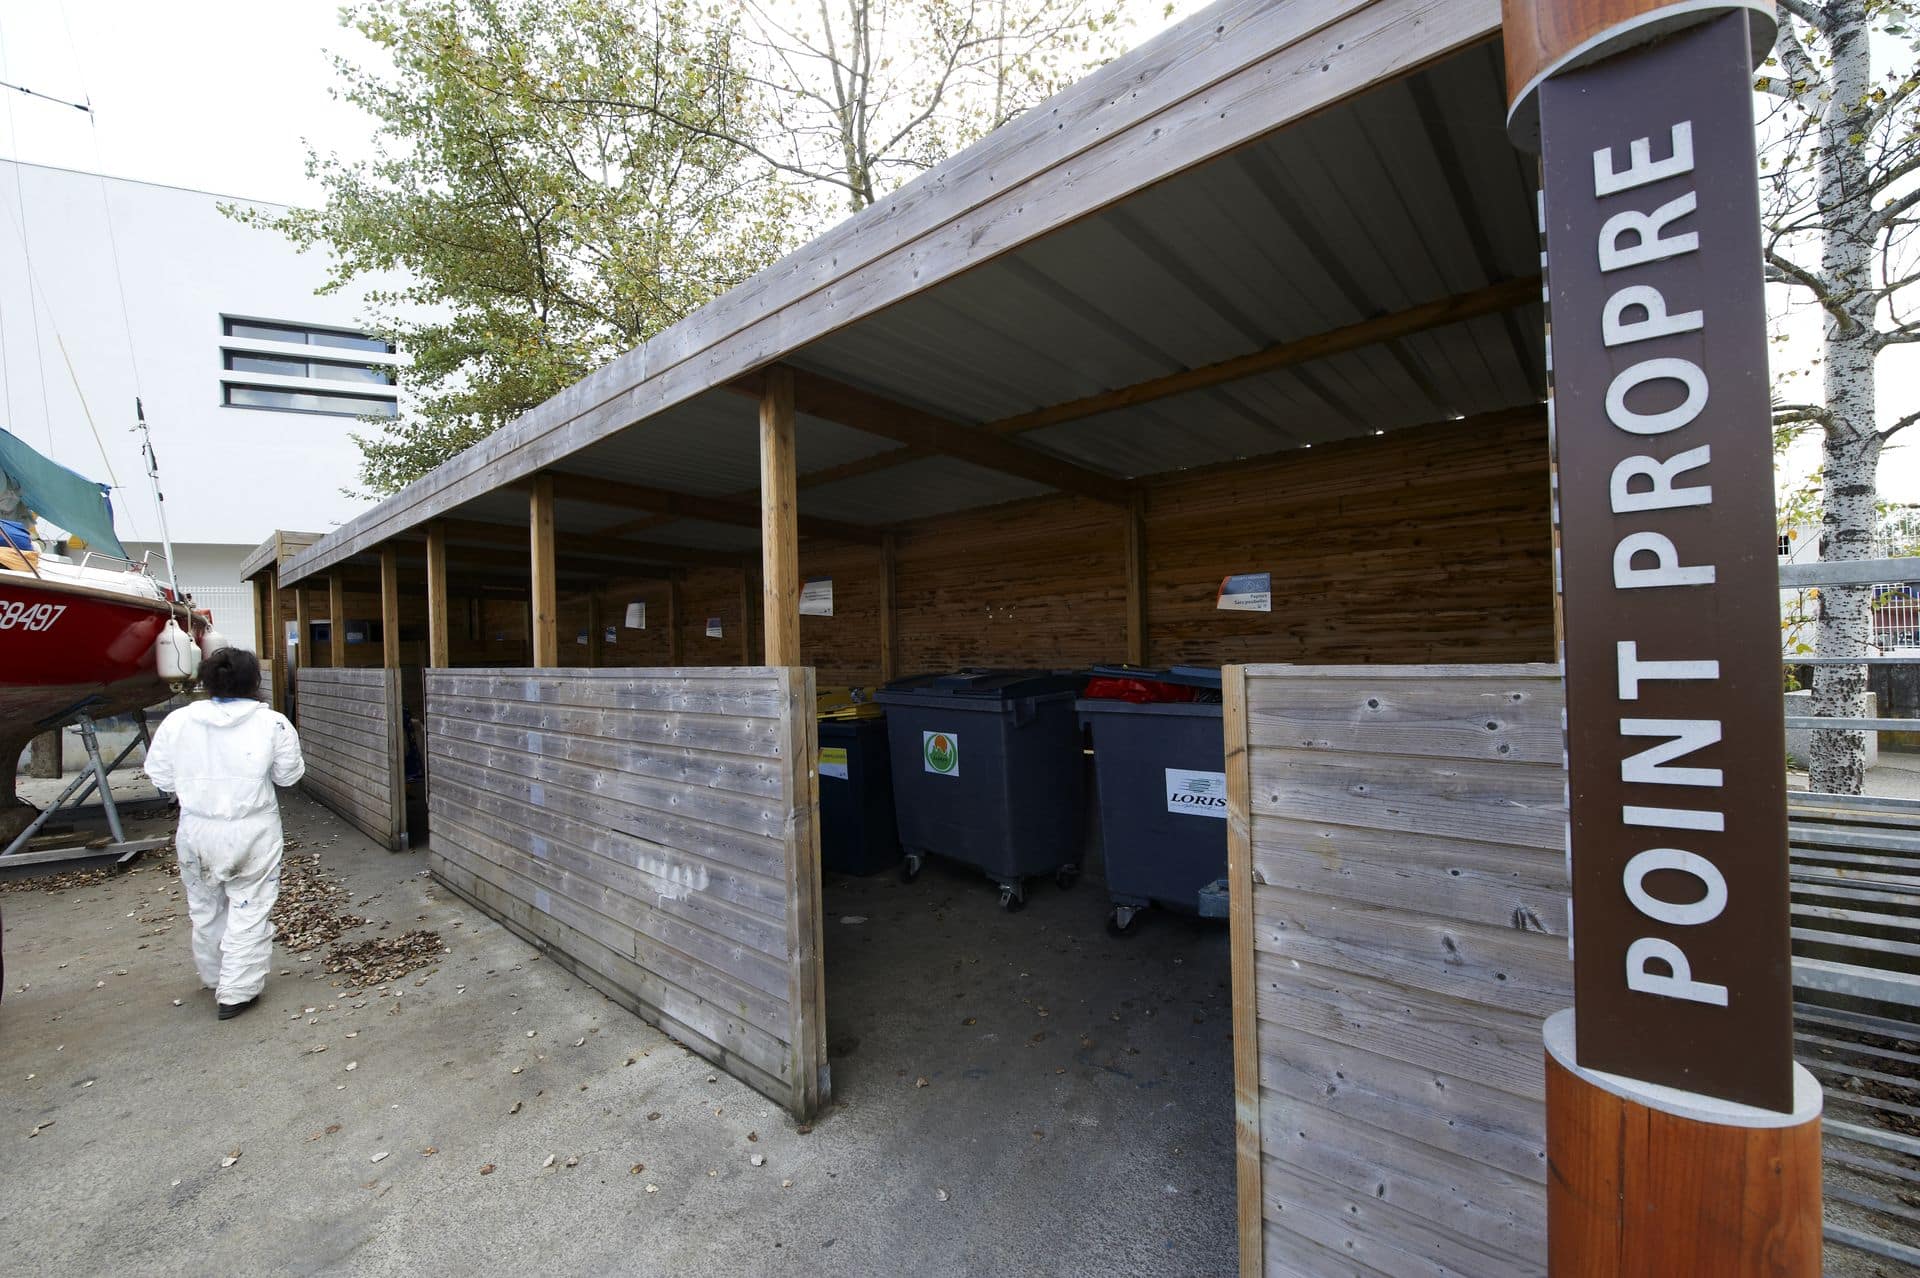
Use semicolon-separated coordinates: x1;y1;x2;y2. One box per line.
1082;677;1196;704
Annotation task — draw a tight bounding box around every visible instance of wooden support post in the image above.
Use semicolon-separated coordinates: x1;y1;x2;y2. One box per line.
1222;665;1263;1278
739;567;755;666
1544;1013;1821;1277
328;575;347;668
668;576;683;666
425;522;450;669
878;532;898;684
379;546;400;671
252;576;270;655
587;592;604;667
293;587;311;670
1124;494;1148;667
268;568;285;712
759;366;801;667
530;475;558;667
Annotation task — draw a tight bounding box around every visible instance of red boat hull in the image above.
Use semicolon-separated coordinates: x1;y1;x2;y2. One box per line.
0;576;186;736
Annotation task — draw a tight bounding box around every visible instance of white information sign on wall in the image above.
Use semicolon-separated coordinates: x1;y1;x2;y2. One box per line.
1216;572;1272;612
800;578;834;617
624;601;646;628
1165;768;1228;818
705;617;723;638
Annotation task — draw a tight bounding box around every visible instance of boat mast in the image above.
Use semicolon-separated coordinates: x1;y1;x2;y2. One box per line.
134;398;183;601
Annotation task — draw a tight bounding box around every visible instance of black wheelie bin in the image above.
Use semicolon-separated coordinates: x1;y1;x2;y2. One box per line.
1078;666;1228;934
875;669;1087;910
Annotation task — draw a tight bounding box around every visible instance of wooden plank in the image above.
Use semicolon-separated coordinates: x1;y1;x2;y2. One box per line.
1224;664;1264;1278
878;533;898;683
1254;887;1569;1020
586;593;603;667
1244;666;1565;1276
1246;673;1563;764
419;668;823;1116
1252;816;1568;937
429;845;794;1085
294;587;311;672
530;476;558;667
1125;495;1148;666
328;574;347;668
777;667;828;1116
1251;747;1566;852
426;521;450;668
760;368;801;667
668;578;684;665
379;546;400;671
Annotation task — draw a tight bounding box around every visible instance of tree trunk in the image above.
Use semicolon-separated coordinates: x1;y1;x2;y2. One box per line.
1809;0;1879;795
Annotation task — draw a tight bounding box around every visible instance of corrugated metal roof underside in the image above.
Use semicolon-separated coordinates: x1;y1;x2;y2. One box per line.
332;40;1542;562
780;40;1541;495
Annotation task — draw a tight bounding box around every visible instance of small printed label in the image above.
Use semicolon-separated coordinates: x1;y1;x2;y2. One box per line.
604;625;617;643
1165;768;1228;818
800;577;834;617
705;617;723;638
923;731;960;777
575;630;589;646
819;747;849;781
1216;572;1271;612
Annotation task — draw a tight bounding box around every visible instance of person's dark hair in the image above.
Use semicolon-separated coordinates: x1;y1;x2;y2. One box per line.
201;647;261;700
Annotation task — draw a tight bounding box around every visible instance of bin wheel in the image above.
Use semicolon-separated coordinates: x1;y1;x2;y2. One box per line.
1055;866;1079;891
999;884;1026;913
1106;905;1141;937
900;854;923;885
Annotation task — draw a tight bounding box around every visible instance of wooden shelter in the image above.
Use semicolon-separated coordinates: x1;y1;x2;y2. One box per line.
246;1;1812;1272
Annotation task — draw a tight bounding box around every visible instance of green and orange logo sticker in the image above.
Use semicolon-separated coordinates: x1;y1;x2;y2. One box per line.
922;730;960;776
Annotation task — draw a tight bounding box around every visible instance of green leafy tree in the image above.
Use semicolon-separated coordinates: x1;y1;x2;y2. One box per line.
236;0;805;495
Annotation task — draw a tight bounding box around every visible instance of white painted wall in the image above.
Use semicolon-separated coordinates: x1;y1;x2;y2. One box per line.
0;160;412;549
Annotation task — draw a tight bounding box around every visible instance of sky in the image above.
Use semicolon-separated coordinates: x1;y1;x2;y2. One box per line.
1;0;1916;511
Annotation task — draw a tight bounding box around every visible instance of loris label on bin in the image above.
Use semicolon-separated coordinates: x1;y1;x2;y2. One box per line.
819;747;849;781
1165;768;1227;818
922;731;960;777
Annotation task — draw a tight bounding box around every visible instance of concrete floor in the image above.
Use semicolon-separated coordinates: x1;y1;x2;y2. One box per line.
0;789;1235;1276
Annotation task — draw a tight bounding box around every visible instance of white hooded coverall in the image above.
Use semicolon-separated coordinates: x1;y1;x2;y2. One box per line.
144;698;305;1004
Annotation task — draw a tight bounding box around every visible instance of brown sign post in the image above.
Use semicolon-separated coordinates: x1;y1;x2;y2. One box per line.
1508;0;1823;1272
1543;10;1792;1113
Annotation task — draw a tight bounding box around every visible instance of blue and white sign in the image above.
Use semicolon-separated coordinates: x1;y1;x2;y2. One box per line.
1216;572;1271;613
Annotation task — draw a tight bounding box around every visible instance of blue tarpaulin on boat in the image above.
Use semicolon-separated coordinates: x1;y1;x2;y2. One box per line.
0;428;128;559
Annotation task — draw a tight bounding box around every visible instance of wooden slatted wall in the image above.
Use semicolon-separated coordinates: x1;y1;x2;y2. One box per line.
423;668;829;1118
294;666;406;852
1225;664;1569;1278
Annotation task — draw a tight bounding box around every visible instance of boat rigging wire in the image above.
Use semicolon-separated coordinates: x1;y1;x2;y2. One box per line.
0;19;55;455
0;78;89;115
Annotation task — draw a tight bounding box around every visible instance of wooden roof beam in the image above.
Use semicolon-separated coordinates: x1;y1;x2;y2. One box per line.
435;516;750;568
984;275;1543;438
728;368;1136;506
538;472;884;546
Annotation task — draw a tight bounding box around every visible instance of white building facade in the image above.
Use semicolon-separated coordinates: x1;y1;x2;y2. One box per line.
0;160;411;645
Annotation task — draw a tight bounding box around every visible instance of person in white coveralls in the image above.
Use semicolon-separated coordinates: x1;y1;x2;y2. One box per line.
144;647;305;1020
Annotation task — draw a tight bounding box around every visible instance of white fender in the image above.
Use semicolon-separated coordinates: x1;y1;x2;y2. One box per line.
196;625;230;659
154;619;200;682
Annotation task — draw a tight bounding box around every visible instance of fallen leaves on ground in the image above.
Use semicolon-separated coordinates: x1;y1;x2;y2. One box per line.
272;854;364;951
479;1163;496;1176
324;930;445;987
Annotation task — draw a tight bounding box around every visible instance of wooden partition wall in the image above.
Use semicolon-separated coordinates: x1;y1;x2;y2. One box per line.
293;667;406;851
1224;663;1570;1278
423;667;828;1117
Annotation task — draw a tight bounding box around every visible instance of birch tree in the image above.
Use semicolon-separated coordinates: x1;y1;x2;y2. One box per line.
1757;0;1920;792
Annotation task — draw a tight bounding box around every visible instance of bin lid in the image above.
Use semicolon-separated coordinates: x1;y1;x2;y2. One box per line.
1087;664;1223;691
878;668;1086;701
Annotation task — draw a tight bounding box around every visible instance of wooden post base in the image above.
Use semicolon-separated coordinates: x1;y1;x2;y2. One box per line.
1544;1010;1823;1276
